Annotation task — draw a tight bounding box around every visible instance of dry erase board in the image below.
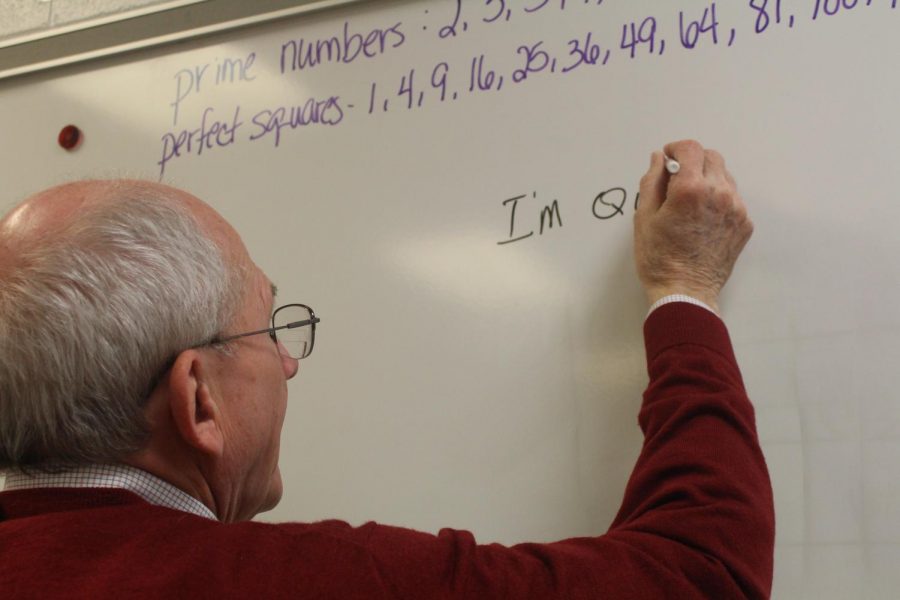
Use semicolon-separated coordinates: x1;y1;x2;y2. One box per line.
2;1;899;597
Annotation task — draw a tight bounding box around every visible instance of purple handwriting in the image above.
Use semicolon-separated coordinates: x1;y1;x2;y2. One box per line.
438;0;605;39
751;0;896;31
158;106;242;178
280;21;405;73
435;0;893;42
249;97;345;147
156;0;896;177
169;53;255;126
360;0;897;117
157;96;345;177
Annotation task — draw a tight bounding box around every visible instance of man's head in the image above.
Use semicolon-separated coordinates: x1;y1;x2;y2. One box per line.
0;180;298;521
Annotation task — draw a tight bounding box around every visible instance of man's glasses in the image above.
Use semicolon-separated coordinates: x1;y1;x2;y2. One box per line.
217;303;320;360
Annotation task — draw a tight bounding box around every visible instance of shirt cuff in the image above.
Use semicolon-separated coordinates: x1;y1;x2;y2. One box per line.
647;294;718;318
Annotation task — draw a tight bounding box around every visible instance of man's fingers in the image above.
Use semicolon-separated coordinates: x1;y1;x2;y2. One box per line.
703;149;726;179
664;140;705;179
637;151;667;214
734;192;754;240
724;170;737;189
703;149;745;219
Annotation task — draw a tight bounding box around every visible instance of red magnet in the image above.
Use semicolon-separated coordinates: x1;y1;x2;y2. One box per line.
58;125;82;150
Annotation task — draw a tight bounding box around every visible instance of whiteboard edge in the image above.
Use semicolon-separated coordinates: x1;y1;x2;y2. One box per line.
0;0;365;82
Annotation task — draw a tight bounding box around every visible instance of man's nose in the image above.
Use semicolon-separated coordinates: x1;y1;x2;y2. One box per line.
278;341;300;379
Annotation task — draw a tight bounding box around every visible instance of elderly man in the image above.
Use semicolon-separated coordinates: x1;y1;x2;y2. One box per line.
0;140;774;598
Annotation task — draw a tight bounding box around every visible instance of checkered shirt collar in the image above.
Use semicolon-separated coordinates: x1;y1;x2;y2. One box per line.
2;463;217;520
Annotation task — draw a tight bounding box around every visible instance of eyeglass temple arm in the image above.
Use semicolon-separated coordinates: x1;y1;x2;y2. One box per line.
218;317;320;343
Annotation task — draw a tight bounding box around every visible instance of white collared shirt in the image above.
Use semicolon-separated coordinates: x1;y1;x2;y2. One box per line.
2;463;217;520
648;294;717;317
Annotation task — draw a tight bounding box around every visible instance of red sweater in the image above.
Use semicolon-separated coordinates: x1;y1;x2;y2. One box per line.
0;304;774;599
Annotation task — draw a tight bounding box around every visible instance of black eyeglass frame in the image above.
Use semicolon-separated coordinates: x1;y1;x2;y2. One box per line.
215;303;320;360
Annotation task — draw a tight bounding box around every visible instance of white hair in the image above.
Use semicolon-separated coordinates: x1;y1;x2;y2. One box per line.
0;182;243;471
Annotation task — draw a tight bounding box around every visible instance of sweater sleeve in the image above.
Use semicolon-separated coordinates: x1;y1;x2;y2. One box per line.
603;302;776;597
280;303;775;599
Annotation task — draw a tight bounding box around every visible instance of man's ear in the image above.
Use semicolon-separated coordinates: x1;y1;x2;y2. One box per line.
166;350;225;458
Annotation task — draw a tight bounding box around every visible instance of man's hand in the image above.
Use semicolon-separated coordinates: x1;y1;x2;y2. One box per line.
634;140;753;313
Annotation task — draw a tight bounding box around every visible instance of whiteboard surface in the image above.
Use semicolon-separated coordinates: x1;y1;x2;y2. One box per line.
2;1;899;597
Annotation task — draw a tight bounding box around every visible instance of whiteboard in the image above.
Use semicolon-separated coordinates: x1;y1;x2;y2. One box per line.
2;1;899;597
